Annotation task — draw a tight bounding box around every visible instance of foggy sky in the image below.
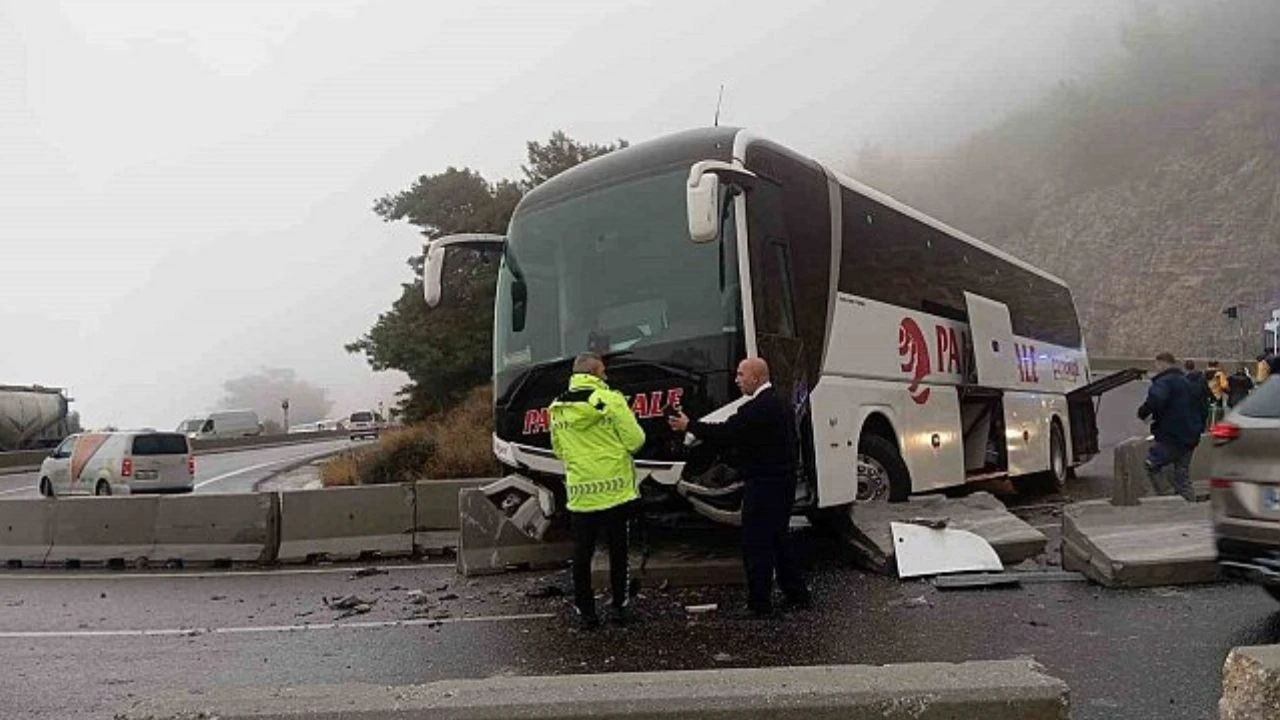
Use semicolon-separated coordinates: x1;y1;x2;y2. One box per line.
0;0;1125;429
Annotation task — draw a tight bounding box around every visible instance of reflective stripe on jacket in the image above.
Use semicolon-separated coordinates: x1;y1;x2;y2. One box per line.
549;373;645;513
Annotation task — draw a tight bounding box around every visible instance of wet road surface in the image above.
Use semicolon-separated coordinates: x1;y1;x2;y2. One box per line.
3;375;1258;719
0;438;356;499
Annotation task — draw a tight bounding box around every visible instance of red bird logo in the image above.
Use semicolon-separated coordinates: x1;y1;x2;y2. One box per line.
899;318;931;405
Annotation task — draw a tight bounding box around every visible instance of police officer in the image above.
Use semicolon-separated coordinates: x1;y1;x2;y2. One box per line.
669;357;811;616
549;353;645;628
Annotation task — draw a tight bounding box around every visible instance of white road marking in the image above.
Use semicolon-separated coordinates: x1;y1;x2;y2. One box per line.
193;446;343;490
0;485;34;496
0;563;454;581
0;613;555;639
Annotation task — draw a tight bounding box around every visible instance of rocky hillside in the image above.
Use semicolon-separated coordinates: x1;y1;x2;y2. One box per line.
850;1;1280;358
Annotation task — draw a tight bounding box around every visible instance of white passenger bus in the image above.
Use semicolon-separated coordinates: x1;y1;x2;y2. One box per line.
425;127;1127;524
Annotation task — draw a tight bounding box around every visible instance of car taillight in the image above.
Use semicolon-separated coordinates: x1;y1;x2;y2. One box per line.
121;458;133;478
1211;422;1241;444
188;456;195;476
1210;477;1233;490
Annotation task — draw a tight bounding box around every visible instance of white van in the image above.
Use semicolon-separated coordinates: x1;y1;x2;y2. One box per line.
38;431;195;497
347;411;381;440
177;410;263;440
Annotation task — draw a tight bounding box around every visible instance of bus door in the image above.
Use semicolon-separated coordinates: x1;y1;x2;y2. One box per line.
745;177;804;404
964;291;1020;390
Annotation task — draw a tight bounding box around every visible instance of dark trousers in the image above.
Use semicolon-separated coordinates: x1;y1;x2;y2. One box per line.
741;475;809;611
571;503;631;617
1146;441;1196;502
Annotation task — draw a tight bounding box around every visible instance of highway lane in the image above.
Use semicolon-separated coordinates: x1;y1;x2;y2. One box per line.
0;438;358;499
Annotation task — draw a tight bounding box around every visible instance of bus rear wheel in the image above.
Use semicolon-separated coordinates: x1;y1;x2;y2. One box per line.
855;434;910;504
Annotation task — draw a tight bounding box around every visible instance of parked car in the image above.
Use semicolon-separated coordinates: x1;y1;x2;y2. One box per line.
177;409;263;440
1210;377;1280;601
38;431;195;497
347;411;381;440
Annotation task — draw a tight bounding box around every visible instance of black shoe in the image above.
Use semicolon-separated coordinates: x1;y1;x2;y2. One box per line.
575;605;600;630
780;595;813;612
608;605;631;627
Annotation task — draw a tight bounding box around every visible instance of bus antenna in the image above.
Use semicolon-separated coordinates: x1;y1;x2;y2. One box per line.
714;84;725;127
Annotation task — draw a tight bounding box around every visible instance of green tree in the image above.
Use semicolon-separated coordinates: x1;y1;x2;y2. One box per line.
348;132;626;422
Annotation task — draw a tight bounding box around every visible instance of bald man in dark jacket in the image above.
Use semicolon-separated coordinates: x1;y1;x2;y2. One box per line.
670;357;811;616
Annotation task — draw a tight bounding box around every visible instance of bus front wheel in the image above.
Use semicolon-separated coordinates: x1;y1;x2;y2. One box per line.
856;434;910;504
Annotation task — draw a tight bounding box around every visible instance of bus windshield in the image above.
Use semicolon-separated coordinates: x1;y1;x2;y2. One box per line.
495;167;739;373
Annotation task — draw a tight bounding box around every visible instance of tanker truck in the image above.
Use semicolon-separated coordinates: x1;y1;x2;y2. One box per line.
0;385;72;452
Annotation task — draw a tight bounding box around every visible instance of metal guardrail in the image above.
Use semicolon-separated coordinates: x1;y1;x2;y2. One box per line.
0;430;352;476
1090;356;1253;373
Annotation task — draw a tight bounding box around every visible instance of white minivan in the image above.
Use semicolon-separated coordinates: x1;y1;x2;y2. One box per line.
347;411;381;440
178;410;263;440
39;431;195;497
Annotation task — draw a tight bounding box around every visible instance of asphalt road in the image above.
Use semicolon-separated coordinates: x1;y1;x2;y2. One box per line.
0;438;356;499
6;374;1261;720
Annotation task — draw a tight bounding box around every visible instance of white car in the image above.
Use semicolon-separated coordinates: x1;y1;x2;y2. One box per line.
347;411;381;441
39;431;195;497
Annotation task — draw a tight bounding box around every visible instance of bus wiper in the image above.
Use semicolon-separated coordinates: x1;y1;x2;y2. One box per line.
607;353;703;383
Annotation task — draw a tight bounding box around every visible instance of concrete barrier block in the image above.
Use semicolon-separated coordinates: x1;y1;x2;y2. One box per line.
0;499;54;565
118;659;1070;719
1112;436;1153;506
153;493;277;565
414;478;493;531
46;495;160;566
1221;645;1280;719
0;450;48;476
277;484;414;563
1062;497;1217;588
847;491;1046;575
457;488;572;576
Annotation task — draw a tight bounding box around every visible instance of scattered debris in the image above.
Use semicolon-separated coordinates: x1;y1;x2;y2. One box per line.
685;603;718;615
713;652;733;663
891;595;933;609
210;595;228;601
294;610;315;618
438;593;460;602
350;567;388;579
657;580;671;592
5;600;23;608
906;516;949;529
525;585;566;599
934;573;1022;591
99;593;107;599
324;594;375;611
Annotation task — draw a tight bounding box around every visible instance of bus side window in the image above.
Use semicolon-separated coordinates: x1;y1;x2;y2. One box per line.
768;240;798;338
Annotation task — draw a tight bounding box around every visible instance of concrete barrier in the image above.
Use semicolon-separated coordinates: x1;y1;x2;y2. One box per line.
1111;435;1215;505
117;660;1070;719
0;499;54;566
1061;496;1217;587
1221;645;1280;719
45;495;160;566
192;430;348;456
846;491;1046;575
277;484;415;562
457;485;573;576
153;492;277;565
413;478;492;554
0;450;48;476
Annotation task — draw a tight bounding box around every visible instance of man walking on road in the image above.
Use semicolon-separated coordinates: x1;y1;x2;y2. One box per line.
668;357;811;617
1184;360;1210;433
549;353;645;628
1139;352;1202;502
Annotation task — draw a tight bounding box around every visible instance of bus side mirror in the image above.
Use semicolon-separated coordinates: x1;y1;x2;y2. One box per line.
424;242;446;308
687;171;721;244
686;161;757;244
421;233;507;308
